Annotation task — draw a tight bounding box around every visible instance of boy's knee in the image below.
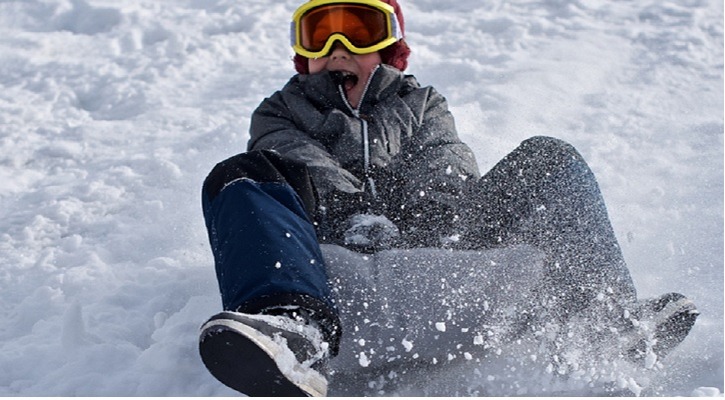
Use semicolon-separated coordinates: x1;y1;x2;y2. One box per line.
203;150;317;216
519;136;583;164
203;150;294;200
204;151;260;202
521;136;575;154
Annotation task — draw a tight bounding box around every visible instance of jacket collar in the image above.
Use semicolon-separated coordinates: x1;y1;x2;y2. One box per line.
294;64;406;113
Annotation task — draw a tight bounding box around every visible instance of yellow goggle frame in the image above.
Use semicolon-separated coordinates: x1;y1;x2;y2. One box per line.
290;0;403;58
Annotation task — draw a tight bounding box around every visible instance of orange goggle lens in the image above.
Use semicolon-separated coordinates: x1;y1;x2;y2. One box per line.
300;5;389;52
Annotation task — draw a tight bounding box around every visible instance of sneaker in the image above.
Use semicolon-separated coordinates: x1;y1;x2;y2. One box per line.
199;310;330;397
626;292;699;362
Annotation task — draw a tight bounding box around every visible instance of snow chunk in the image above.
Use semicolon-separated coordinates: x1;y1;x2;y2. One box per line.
644;349;658;369
358;352;370;367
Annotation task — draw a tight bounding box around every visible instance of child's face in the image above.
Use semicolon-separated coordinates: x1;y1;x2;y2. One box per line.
308;44;381;109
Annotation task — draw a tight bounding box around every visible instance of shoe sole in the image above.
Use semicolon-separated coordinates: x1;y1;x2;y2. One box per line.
199;316;326;397
627;294;699;361
651;297;699;356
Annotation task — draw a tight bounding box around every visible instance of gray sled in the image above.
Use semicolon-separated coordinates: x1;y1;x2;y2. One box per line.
322;244;546;377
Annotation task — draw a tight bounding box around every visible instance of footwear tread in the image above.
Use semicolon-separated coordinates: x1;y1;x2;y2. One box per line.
199;312;328;397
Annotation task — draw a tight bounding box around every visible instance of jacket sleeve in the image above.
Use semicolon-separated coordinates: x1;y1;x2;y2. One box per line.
380;84;481;241
248;92;360;193
247;89;375;238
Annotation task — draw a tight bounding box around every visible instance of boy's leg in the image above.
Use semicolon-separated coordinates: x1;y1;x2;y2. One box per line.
461;136;637;318
201;149;339;341
200;150;340;395
461;136;698;363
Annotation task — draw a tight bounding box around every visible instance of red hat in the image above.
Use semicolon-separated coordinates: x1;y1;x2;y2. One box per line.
293;0;411;74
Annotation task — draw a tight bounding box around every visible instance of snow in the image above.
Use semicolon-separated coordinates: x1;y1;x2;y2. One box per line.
0;0;721;396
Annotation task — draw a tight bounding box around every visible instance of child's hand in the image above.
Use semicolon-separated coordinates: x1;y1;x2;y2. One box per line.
343;214;399;252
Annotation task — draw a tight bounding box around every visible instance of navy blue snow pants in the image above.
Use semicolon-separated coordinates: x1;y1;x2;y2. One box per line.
201;150;341;350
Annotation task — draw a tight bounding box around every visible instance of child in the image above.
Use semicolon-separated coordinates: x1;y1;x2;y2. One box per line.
198;0;698;396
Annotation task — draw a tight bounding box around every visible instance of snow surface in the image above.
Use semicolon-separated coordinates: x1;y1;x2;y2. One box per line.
0;0;722;396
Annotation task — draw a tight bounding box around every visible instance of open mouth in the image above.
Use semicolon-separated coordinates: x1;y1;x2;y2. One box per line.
330;70;359;91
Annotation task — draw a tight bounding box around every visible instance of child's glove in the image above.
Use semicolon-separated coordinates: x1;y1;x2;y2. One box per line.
343;214;400;252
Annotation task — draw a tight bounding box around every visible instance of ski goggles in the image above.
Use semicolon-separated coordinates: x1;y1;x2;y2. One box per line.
291;0;403;58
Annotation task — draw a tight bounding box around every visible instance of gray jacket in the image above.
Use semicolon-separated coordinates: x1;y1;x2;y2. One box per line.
248;64;480;240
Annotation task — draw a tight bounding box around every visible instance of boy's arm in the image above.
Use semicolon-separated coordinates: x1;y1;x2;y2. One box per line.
250;127;362;195
248;93;374;233
390;86;481;242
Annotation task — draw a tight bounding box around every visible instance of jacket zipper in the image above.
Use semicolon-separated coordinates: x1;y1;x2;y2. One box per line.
338;66;379;198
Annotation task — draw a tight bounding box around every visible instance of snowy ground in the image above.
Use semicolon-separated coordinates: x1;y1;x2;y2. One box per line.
0;0;721;396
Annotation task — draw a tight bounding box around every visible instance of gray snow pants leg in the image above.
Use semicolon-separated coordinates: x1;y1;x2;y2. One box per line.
461;136;637;319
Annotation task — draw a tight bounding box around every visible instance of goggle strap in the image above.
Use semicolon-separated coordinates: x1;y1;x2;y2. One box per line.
389;12;403;40
290;21;296;47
